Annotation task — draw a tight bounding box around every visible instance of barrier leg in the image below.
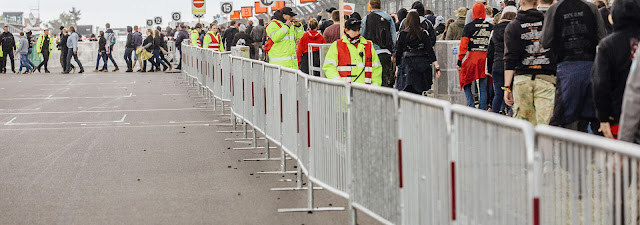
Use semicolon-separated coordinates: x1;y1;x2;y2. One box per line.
277;179;344;212
271;165;322;191
257;149;296;174
243;136;282;160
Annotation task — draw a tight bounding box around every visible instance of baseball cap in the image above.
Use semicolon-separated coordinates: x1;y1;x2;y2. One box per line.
281;7;297;17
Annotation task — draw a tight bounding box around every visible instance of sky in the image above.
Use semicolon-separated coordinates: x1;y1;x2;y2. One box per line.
2;0;259;28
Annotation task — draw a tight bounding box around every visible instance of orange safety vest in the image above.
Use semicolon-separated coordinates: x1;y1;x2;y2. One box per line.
336;39;373;85
207;33;221;49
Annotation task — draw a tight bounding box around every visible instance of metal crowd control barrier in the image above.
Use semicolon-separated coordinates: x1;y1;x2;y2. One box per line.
308;43;332;78
180;42;640;225
536;125;640;225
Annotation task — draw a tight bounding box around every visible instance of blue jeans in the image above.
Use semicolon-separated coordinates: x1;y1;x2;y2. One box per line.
19;48;36;71
124;48;134;70
152;49;165;69
492;68;506;113
66;49;83;72
20;53;32;71
463;78;488;110
107;46;118;68
95;52;107;70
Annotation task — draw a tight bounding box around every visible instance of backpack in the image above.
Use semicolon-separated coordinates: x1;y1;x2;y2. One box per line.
363;12;393;51
264;20;283;54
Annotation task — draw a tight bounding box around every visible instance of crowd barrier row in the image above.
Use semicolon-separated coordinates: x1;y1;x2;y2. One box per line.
180;42;640;225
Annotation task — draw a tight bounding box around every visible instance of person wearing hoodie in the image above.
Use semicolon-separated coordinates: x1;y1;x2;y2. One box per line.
620;51;640;143
457;2;493;110
445;7;467;40
297;18;326;76
395;8;408;31
503;0;557;125
64;26;84;74
94;31;108;72
124;26;135;72
487;6;517;114
105;23;119;71
16;32;31;74
592;0;640;139
466;0;487;25
362;0;397;88
232;24;253;47
537;0;555;14
541;0;607;132
266;7;304;69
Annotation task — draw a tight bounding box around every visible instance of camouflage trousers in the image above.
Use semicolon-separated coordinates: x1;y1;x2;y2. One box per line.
513;75;556;126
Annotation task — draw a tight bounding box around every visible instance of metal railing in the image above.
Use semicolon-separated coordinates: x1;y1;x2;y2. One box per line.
180;42;640;225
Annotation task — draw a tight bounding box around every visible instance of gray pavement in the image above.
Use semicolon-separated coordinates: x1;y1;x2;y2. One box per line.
0;67;380;224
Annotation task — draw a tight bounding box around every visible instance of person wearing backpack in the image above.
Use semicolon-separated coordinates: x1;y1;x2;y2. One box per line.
362;0;397;88
398;1;437;47
105;23;119;72
266;7;304;69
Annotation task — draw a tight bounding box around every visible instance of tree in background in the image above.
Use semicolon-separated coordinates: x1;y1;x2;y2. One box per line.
46;7;82;35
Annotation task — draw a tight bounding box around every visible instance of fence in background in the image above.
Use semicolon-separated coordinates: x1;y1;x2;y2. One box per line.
181;43;640;225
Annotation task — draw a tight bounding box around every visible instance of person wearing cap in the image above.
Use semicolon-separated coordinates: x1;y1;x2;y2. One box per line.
190;24;202;47
445;7;467;40
266;7;304;69
322;18;382;86
203;24;225;52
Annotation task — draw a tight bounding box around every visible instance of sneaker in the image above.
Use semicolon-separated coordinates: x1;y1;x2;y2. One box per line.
162;66;168;72
113;67;119;72
45;70;50;73
23;71;29;74
125;70;133;73
137;69;142;72
78;69;84;74
100;69;108;72
61;71;69;74
37;67;41;73
147;69;155;72
93;69;99;72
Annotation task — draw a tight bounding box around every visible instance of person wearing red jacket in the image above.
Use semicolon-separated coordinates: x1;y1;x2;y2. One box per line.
297;18;326;76
457;2;493;110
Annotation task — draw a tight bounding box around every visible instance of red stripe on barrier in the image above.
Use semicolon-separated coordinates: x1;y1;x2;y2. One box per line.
212;64;215;80
242;79;245;101
307;110;310;147
280;94;283;123
398;139;403;188
533;198;540;225
264;88;267;115
296;101;299;133
251;82;255;106
220;68;223;84
231;76;234;96
451;162;456;221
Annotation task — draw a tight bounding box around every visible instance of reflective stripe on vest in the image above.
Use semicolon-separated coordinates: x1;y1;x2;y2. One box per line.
270;56;297;61
269;20;284;37
207;33;221;49
336;39;373;85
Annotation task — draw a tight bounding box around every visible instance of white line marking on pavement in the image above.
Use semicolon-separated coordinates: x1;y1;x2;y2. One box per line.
4;117;17;125
0;108;41;111
115;114;127;122
0;108;204;115
36;82;137;86
0;94;133;101
0;123;211;131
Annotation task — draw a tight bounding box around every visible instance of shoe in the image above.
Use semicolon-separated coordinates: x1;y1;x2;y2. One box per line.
125;69;133;73
169;65;173;71
136;69;142;72
175;67;182;70
45;70;50;73
31;67;36;73
78;69;84;74
101;69;108;72
147;69;154;72
140;70;146;73
93;69;99;72
113;67;119;72
163;66;168;72
23;71;29;74
155;68;161;72
37;67;41;73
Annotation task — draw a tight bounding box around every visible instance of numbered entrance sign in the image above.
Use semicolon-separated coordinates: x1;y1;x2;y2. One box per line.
221;2;233;14
154;17;162;25
146;19;153;27
172;12;181;21
192;0;206;15
260;0;274;7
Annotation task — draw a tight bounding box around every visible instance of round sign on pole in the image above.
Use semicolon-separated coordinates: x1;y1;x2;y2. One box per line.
172;12;181;21
154;17;162;25
221;2;233;14
192;0;206;15
146;19;153;27
260;0;274;7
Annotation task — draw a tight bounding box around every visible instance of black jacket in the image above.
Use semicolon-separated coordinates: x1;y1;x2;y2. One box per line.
59;34;69;51
487;20;509;72
395;30;436;65
222;26;238;51
541;0;607;62
125;33;135;48
1;32;15;50
98;36;106;52
504;9;556;76
591;0;640;124
153;35;163;50
143;35;154;51
175;30;189;49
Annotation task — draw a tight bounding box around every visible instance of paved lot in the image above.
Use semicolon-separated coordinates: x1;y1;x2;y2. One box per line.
0;68;379;224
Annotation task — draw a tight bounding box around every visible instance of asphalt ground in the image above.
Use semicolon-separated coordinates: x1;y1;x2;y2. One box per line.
0;67;381;224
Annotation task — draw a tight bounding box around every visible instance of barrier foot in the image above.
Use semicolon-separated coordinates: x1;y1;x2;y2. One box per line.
233;146;278;150
216;130;247;133
257;170;296;174
243;156;290;161
225;137;265;141
277;207;344;213
270;187;323;191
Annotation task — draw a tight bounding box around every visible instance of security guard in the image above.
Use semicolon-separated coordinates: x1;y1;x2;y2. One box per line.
203;24;224;52
36;29;56;73
266;7;304;69
190;24;202;47
323;18;382;86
